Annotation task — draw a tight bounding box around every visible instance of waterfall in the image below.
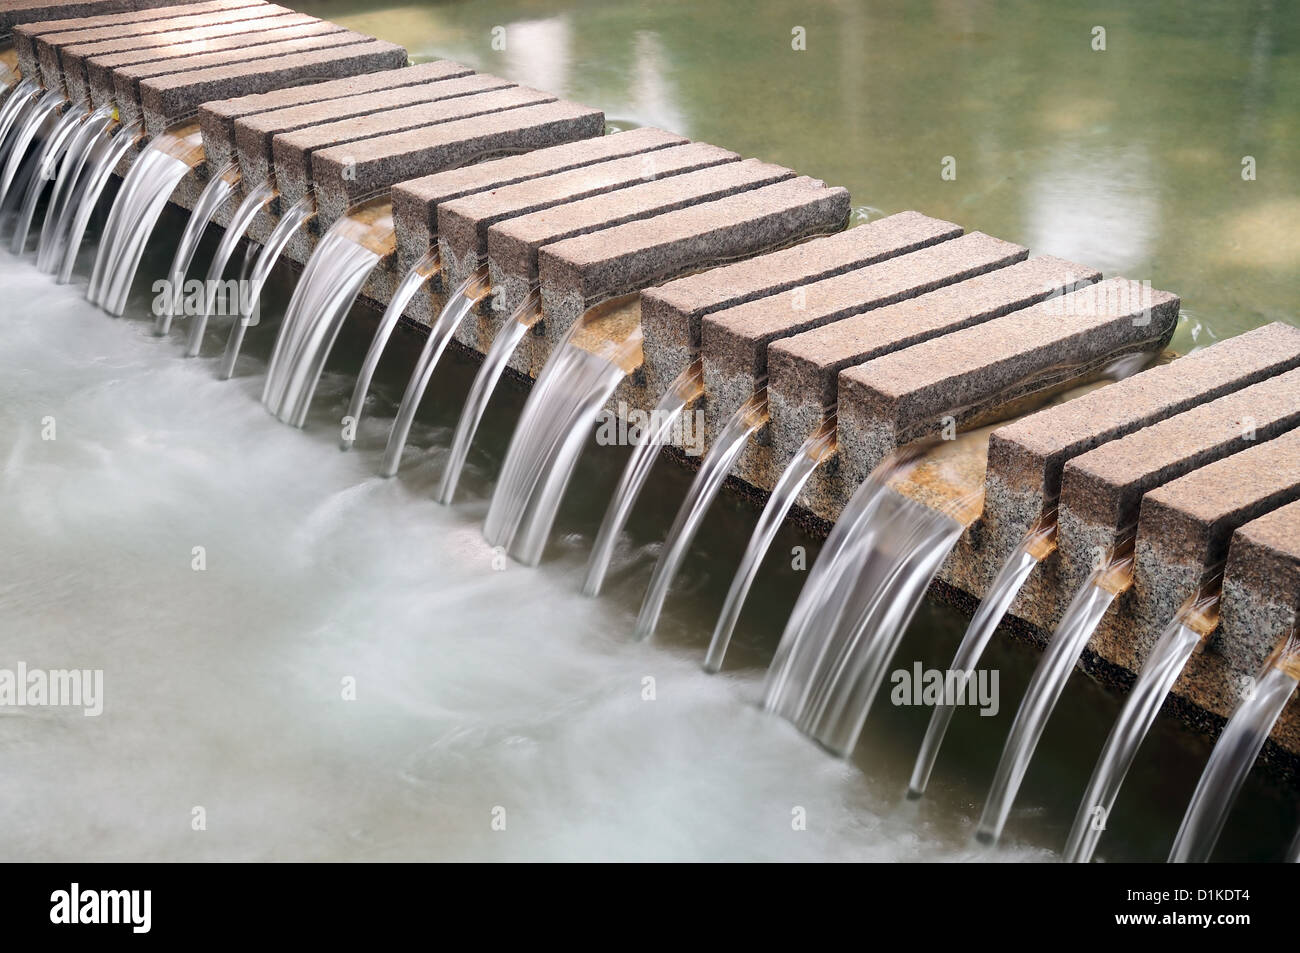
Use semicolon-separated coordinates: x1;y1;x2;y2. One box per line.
1169;630;1300;862
0;89;63;205
36;103;113;272
155;162;238;336
1063;581;1220;863
218;194;314;379
704;418;837;671
183;180;275;356
0;79;40;163
10;102;86;253
762;446;975;756
436;290;542;504
908;514;1058;798
88;123;204;316
56;120;143;284
483;296;643;566
377;263;492;474
340;247;441;450
975;544;1134;844
261;201;393;425
633;391;770;640
582;361;704;596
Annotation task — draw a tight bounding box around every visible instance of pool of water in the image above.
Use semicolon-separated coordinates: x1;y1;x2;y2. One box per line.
2;0;1298;862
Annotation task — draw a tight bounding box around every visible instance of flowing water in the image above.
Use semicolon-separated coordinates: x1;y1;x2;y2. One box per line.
0;89;61;206
774;492;966;756
0;78;39;160
483;301;643;566
435;290;541;504
261;209;390;422
219;194;315;379
1169;633;1300;862
976;552;1133;844
582;360;703;597
765;452;937;716
1;241;1293;859
762;447;975;756
9;103;85;254
1063;587;1217;863
908;518;1057;798
0;256;1061;861
342;247;441;451
379;265;492;474
155;163;238;336
633;392;769;640
57;121;143;284
36;103;113;272
89;125;204;316
184;180;275;357
704;419;837;671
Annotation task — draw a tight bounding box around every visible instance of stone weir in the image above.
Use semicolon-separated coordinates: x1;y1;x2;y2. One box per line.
2;1;1297;768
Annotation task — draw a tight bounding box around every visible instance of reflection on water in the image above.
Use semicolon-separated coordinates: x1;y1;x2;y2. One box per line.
313;0;1300;351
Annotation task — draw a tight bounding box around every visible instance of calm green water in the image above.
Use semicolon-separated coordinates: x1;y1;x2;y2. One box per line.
313;0;1300;352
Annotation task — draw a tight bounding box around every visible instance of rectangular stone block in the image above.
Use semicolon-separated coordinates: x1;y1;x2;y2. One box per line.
838;277;1181;505
138;39;409;137
485;156;787;322
79;14;335;105
23;0;264;86
1128;427;1300;673
701;231;1028;441
61;5;295;100
230;68;494;185
1218;500;1300;676
639;210;962;397
767;254;1098;464
271;83;552;204
390;126;685;311
535;176;851;351
1057;365;1300;603
198;59;471;175
306;99;605;230
438;141;739;301
7;0;137;38
111;29;386;126
980;322;1300;572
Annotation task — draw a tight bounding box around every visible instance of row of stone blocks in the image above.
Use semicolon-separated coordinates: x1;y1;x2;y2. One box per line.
5;0;1298;757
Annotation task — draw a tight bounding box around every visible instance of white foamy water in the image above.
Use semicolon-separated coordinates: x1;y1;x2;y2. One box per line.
0;253;1047;861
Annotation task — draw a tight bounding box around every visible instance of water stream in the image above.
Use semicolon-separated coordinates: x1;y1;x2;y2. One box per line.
9;102;85;253
1063;587;1216;863
633;392;769;640
908;517;1056;798
379;265;492;474
184;180;276;357
342;247;441;450
976;550;1133;844
483;302;642;565
705;419;837;671
219;194;315;379
36;103;113;272
89;125;204;316
155;162;238;336
1169;633;1300;862
583;361;704;597
437;294;544;508
56;121;143;284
